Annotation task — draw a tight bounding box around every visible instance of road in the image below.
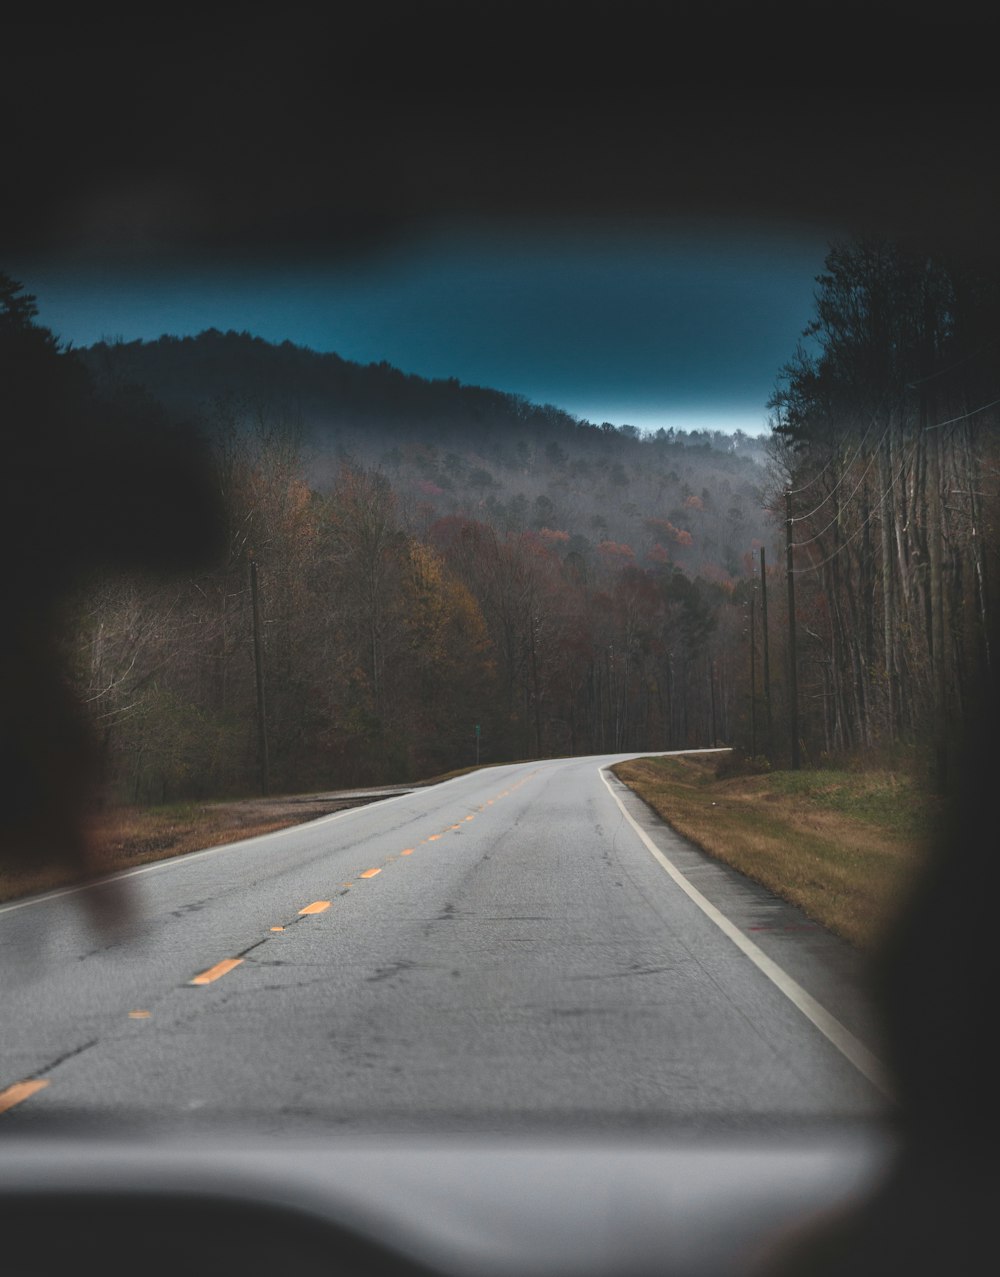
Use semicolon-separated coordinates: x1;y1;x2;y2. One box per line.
0;753;889;1133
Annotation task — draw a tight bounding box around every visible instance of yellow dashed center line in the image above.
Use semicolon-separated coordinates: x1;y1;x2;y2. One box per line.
244;772;538;949
20;771;544;1053
0;1079;49;1115
190;958;243;986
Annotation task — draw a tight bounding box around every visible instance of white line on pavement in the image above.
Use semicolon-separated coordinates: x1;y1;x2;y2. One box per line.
600;766;894;1099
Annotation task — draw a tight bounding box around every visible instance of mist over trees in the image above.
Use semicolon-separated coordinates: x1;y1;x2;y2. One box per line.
9;238;996;806
64;330;774;800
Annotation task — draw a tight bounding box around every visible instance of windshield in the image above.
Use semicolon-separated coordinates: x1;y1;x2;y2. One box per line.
1;14;995;1155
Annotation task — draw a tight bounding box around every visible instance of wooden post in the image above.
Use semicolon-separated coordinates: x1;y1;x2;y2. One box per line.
785;492;800;769
760;544;772;755
750;590;757;758
250;556;270;796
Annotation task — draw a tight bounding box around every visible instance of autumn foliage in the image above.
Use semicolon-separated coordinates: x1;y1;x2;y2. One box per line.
4;274;784;801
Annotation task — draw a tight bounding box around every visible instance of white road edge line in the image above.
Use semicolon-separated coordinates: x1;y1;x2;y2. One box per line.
599;765;894;1099
0;761;531;914
0;780;464;917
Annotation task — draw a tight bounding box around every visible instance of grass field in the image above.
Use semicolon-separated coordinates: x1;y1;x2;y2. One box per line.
613;753;936;950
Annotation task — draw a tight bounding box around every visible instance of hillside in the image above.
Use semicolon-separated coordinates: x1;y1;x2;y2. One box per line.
79;331;773;583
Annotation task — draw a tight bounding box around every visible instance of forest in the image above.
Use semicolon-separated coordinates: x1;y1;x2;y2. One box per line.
769;240;1000;783
4;237;998;805
69;335;770;799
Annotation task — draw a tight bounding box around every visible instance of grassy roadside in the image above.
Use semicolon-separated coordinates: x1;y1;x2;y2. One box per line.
0;798;353;906
0;763;513;905
612;753;936;950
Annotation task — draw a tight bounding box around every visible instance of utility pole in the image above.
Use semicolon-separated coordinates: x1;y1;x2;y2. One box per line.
760;545;772;756
250;556;270;796
785;492;800;769
921;280;948;789
749;591;757;758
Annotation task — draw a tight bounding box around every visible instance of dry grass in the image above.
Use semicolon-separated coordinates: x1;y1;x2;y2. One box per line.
0;764;504;906
613;753;936;950
5;755;933;943
0;795;371;905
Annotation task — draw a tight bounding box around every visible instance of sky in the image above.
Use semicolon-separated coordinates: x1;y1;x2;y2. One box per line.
14;219;830;438
5;15;991;446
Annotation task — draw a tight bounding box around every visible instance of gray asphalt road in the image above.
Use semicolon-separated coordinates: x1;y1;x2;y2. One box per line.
0;753;889;1133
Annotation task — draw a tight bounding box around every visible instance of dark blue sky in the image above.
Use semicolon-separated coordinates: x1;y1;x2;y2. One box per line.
16;218;830;437
6;14;990;445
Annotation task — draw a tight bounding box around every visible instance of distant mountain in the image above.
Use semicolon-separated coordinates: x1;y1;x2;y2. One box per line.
62;330;782;795
78;329;586;442
77;330;769;463
77;330;774;581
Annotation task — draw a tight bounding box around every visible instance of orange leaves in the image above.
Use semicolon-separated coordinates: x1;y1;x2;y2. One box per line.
697;561;735;592
598;540;635;559
645;516;693;547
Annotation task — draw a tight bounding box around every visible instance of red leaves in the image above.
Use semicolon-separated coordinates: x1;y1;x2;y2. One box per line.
598;539;635;559
645;516;693;547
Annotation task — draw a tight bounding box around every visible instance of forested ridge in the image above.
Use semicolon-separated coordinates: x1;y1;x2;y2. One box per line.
5;239;998;806
69;332;771;799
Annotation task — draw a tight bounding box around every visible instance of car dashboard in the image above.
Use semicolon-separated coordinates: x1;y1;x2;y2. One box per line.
0;1127;895;1277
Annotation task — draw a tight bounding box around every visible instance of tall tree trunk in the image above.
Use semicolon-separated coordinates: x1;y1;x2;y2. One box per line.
878;418;898;740
925;384;948;785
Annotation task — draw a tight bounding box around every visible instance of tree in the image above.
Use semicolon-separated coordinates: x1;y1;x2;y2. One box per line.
768;239;1000;773
1;272;224;881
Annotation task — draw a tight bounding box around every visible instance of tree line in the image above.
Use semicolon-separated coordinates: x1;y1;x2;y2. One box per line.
73;418;737;801
57;324;774;801
10;241;994;809
767;239;1000;779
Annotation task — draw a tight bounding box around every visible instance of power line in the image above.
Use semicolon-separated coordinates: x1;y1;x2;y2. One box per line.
785;444;841;497
774;400;845;498
790;420;878;519
791;438;917;576
784;385;890;505
788;386;999;556
923;394;1000;431
789;416;893;549
905;328;1000;389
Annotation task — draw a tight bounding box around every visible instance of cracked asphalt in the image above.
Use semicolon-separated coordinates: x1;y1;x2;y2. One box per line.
0;754;888;1133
